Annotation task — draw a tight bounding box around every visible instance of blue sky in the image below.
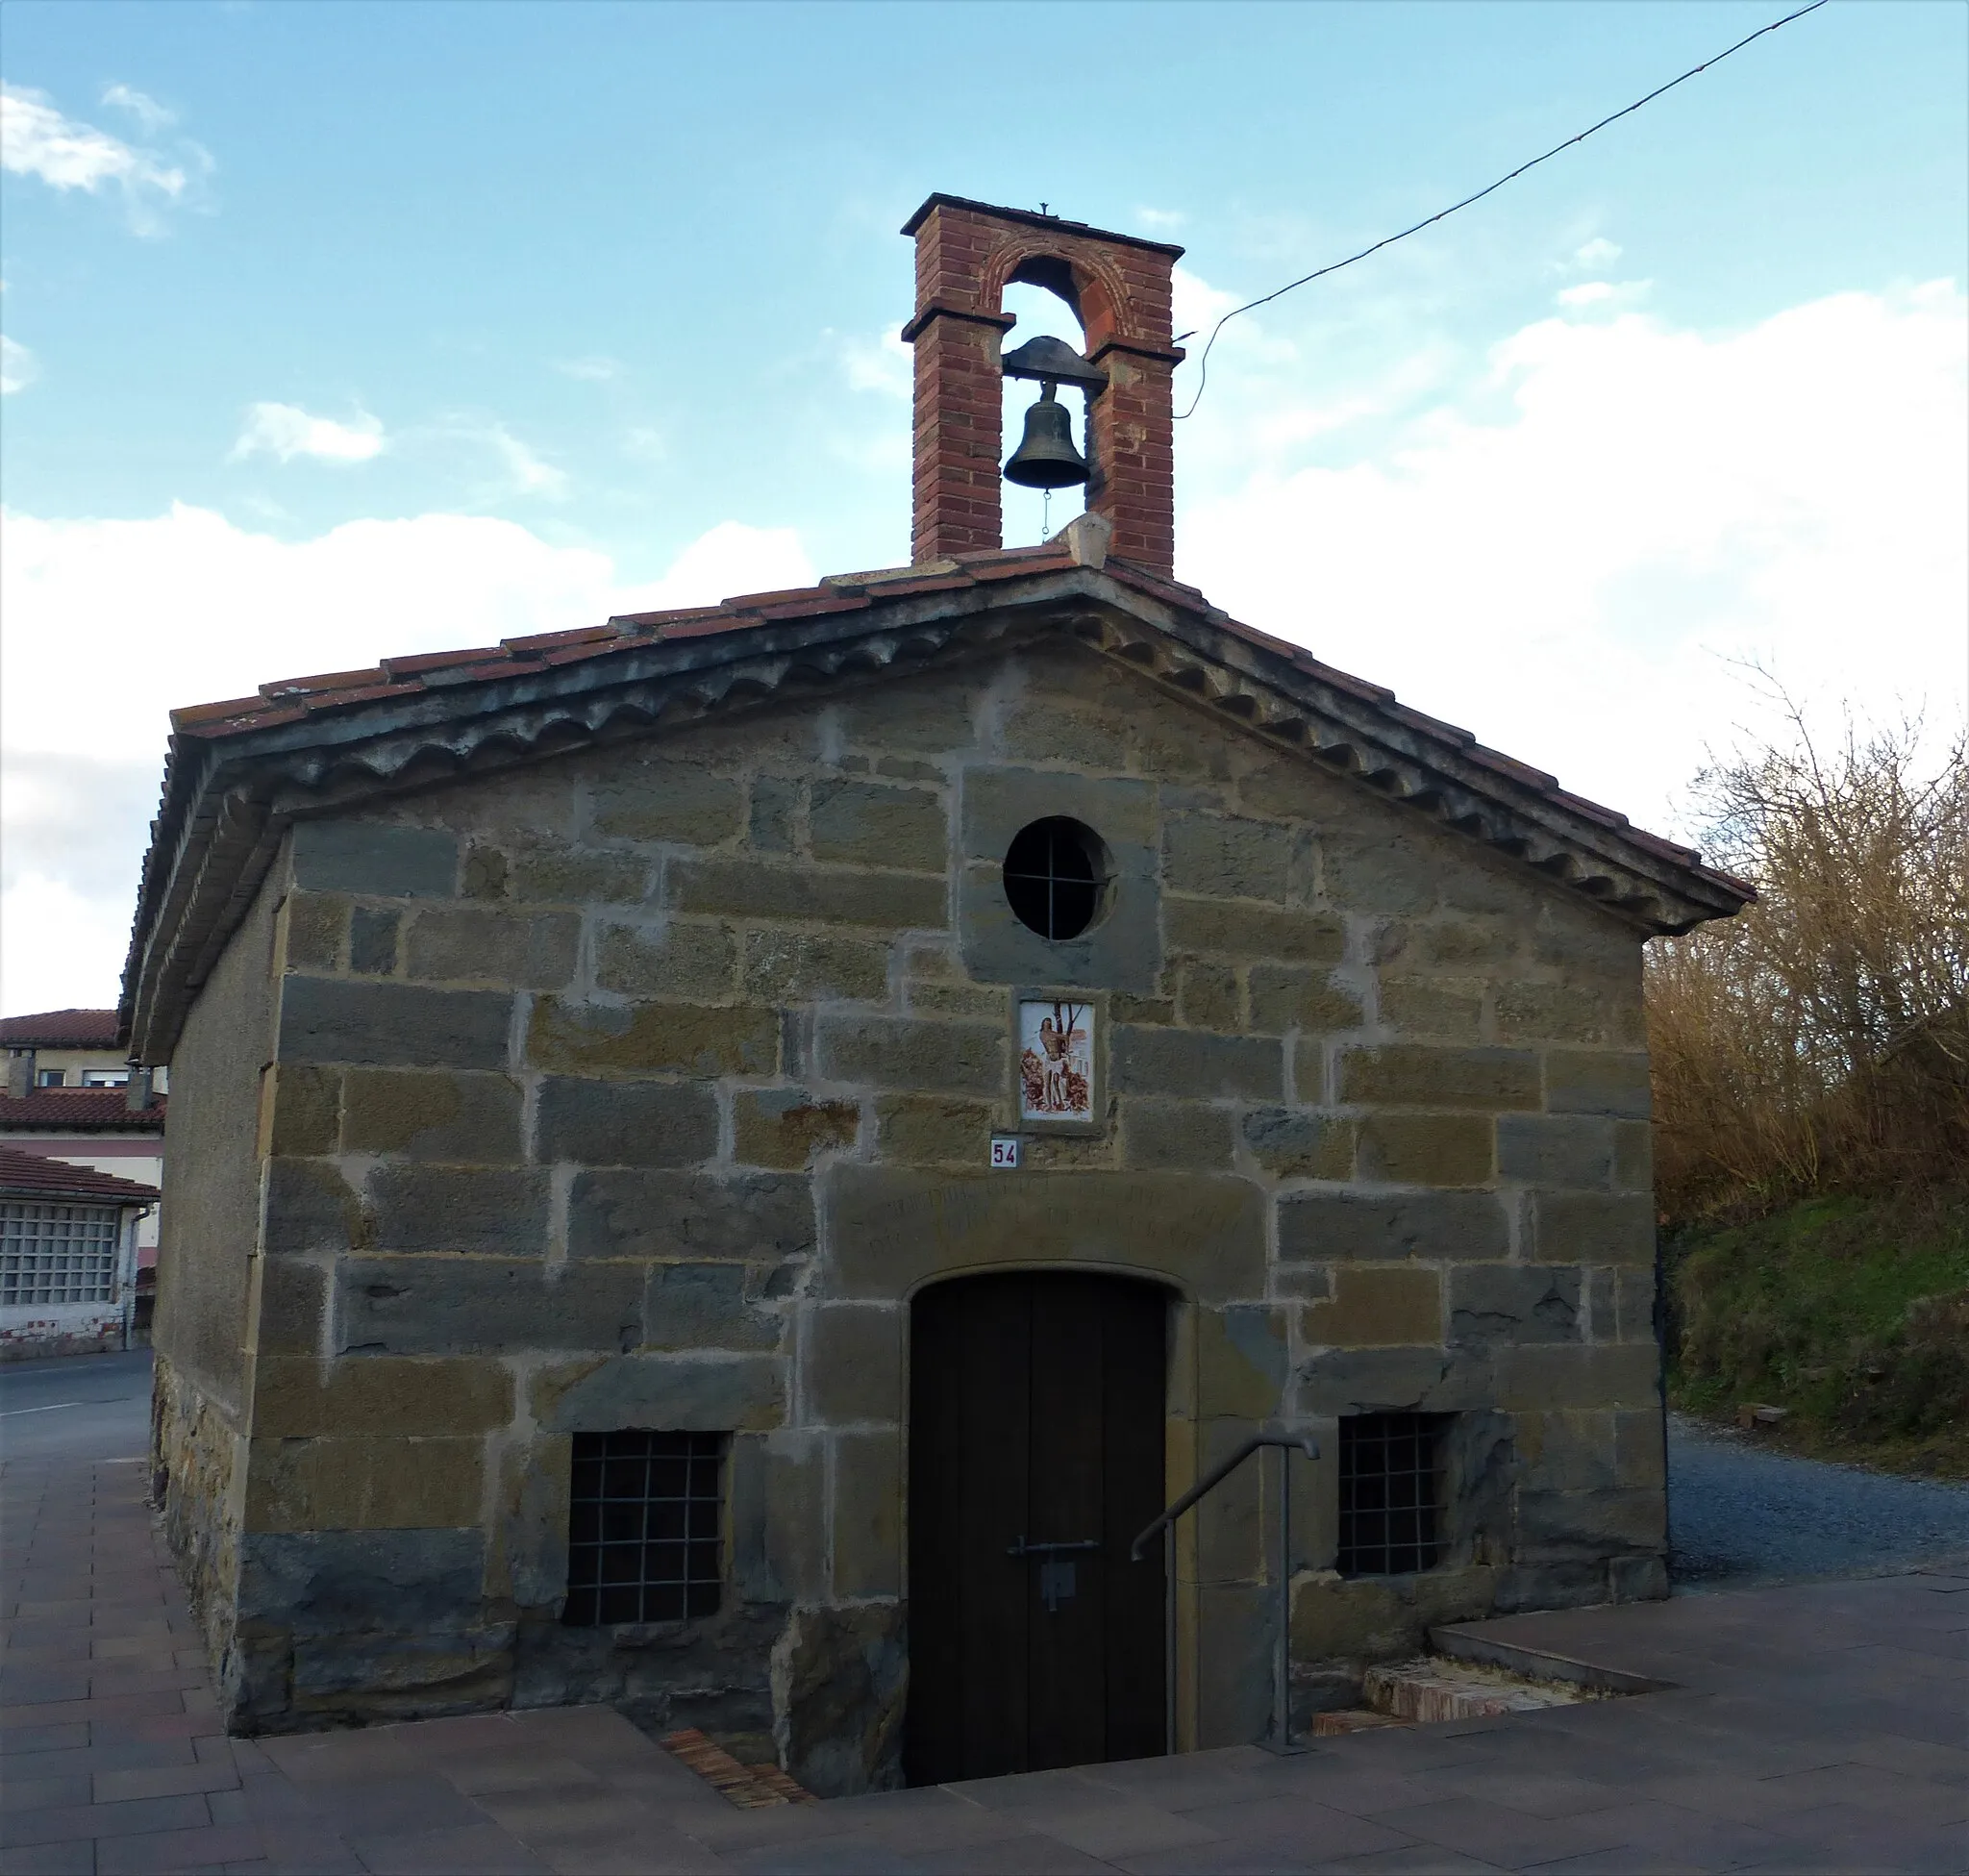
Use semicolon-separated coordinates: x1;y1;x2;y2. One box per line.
4;1;1964;1013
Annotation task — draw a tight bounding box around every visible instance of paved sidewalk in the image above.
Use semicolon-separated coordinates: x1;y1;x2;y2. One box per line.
4;1447;1966;1874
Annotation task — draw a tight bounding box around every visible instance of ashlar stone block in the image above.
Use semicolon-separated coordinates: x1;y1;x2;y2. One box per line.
252;1355;514;1438
1302;1267;1442;1348
337;1257;644;1355
245;1434;485;1533
801;1305;902;1426
1544;1049;1652;1119
1356;1113;1493;1187
404;908;578;988
532;1352;785;1433
595;921;737;1001
341;1068;523;1163
589;765;745;844
734;1088;859;1167
527;995;778;1079
536;1075;719;1168
281;976;512;1071
670;856;946;930
812;1014;1004;1094
742;930;888;1005
370;1164;551;1257
289;821;460;899
1121;1099;1235;1171
1337;1045;1539;1112
1278;1190;1508;1264
809;779;947;873
568;1169;815;1263
1164;898;1344;964
1531;1193;1655;1266
267;1064;340;1158
1162;813;1294;903
1240;1107;1354;1181
831;1428;902;1598
1497;1114;1616;1190
642;1263;783;1352
1112;1026;1282;1102
874;1094;993;1165
1449;1265;1582;1348
1247;965;1363;1036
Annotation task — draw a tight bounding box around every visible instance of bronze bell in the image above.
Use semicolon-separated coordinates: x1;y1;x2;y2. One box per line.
1005;382;1088;489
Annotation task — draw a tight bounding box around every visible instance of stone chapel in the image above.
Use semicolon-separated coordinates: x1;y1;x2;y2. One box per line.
131;194;1751;1795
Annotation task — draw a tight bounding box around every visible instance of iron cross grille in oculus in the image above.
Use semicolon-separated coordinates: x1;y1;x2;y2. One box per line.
1003;816;1106;940
1336;1413;1446;1577
564;1430;724;1625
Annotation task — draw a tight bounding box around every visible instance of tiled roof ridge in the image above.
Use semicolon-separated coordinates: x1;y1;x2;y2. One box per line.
0;1008;122;1047
0;1089;168;1130
0;1144;160;1203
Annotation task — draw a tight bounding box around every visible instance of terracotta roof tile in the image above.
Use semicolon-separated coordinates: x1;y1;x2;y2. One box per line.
0;1009;121;1048
382;646;512;679
502;625;621;654
0;1088;166;1131
0;1145;159;1203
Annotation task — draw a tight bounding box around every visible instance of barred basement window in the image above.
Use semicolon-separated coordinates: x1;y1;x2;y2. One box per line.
563;1430;724;1626
1337;1413;1447;1577
0;1202;119;1306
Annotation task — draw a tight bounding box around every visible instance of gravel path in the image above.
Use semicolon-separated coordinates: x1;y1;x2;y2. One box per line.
1667;1410;1969;1588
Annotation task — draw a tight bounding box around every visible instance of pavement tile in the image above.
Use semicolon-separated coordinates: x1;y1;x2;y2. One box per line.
1756;1761;1969;1826
1361;1797;1631;1870
0;1840;97;1873
439;1753;609;1797
525;1820;735;1873
2;1793;214;1849
907;1834;1120;1873
723;1838;919;1874
1526;1798;1788;1869
1242;1768;1454;1820
1399;1772;1628;1822
1009;1799;1224;1862
95;1762;244;1804
1309;1851;1506;1875
245;1819;366;1872
1115;1836;1323;1874
279;1773;486;1838
1178;1796;1419;1863
94;1822;266;1872
1;1723;92;1755
1843;1734;1969;1786
0;1671;94;1704
345;1820;551;1874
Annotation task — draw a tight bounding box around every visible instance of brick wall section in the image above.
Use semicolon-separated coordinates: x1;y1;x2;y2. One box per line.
905;198;1184;572
162;641;1662;1786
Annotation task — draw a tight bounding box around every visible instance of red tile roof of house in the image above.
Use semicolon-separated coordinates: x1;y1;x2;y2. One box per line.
0;1089;167;1133
0;1146;159;1205
0;1009;121;1048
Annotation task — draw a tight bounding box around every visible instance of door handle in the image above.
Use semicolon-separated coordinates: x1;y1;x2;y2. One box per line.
1006;1537;1101;1559
1008;1538;1100;1613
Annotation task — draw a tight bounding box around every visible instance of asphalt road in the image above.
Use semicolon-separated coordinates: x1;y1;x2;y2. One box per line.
0;1345;152;1464
6;1355;1968;1594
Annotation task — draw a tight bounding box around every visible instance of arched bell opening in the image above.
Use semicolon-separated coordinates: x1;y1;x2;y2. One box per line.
999;275;1095;545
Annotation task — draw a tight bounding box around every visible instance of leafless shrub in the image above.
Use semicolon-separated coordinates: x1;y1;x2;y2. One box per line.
1646;695;1968;1223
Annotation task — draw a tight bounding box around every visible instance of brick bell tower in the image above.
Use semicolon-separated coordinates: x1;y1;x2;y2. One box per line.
901;193;1185;575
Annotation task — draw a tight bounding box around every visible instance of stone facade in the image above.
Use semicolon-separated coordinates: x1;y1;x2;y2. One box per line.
150;636;1673;1790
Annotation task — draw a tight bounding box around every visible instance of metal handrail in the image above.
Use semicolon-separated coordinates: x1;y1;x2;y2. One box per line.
1130;1423;1319;1758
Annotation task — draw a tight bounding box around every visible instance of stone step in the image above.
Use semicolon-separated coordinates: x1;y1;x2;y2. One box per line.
1362;1656;1595;1725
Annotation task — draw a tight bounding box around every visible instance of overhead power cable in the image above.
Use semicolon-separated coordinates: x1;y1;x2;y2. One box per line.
1175;0;1831;419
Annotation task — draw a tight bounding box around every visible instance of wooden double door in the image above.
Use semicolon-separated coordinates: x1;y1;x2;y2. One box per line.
906;1271;1167;1785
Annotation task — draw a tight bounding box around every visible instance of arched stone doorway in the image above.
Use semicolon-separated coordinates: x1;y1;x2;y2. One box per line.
905;1269;1168;1784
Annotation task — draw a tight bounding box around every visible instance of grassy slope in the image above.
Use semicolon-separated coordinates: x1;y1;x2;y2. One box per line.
1666;1188;1969;1479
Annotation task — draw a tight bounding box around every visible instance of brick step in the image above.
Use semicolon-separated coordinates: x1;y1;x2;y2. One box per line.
660;1727;820;1808
1362;1656;1598;1725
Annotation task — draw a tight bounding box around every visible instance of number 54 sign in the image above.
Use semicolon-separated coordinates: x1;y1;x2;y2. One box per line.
989;1136;1020;1169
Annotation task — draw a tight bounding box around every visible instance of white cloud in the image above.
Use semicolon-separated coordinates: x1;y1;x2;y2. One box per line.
1179;281;1969;842
0;335;36;394
231;401;387;464
101;84;175;134
1134;207;1186;233
480;423;568;498
1569;237;1623;271
0;82;202;232
839;324;911;399
555;355;622;382
1556;279;1652;313
0;505;812;1013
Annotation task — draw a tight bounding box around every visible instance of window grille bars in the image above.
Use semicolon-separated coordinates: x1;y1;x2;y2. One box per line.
1337;1413;1445;1577
563;1430;724;1626
0;1203;119;1306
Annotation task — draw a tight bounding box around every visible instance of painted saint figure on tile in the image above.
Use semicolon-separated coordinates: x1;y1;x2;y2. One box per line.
1018;999;1092;1121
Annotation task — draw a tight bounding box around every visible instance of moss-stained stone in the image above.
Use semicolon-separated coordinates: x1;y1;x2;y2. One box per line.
1112;1026;1282;1102
1278;1190;1508;1264
1323;830;1442;916
1175;963;1241;1031
1416;917;1520;968
1110;991;1177;1026
262;1159;361;1258
1614;1269;1655;1343
252;1259;330;1357
568;1169;814;1263
1544;1049;1652;1119
1495;981;1624;1046
590;766;745;844
1337;1045;1539;1112
1531;1193;1655;1266
825;1167;1266;1303
280;977;512;1072
809;780;947;873
1296;1344;1493;1416
1377;979;1483;1041
1162;813;1294;903
1247;966;1363;1036
1198;1305;1288;1418
595;921;737;1000
536;1076;719;1168
1614;1410;1667;1488
267;1065;340;1158
1291;1039;1329;1105
1356;1113;1493;1188
1495;1343;1659;1412
1512;1412;1616;1494
533;1353;785;1433
671;857;946;930
734;1089;859;1168
527;996;778;1078
1450;1265;1582;1347
802;1306;902;1425
748;774;800;853
246;1435;486;1533
742;931;888;1005
1239;1108;1353;1181
404;908;579;988
1165;899;1344;963
906;980;1008;1021
874;1094;993;1165
832;1428;902;1598
643;1263;783;1352
252;1357;513;1438
812;1015;1004;1095
1303;1267;1442;1347
461;843;510;900
341;1069;522;1163
281;893;348;973
1121;1099;1235;1171
771;1601;907;1799
1613;1120;1653;1192
507;848;648;905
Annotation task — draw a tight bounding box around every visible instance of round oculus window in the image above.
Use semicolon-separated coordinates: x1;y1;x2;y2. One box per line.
1002;817;1109;940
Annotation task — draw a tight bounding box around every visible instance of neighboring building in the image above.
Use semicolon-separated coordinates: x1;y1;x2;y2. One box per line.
0;1145;158;1358
131;196;1751;1790
1;1010;166;1293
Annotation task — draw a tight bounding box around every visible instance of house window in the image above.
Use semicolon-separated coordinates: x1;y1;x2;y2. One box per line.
0;1203;120;1306
1003;817;1109;940
563;1430;724;1625
81;1071;130;1088
1337;1413;1447;1577
35;1069;67;1088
